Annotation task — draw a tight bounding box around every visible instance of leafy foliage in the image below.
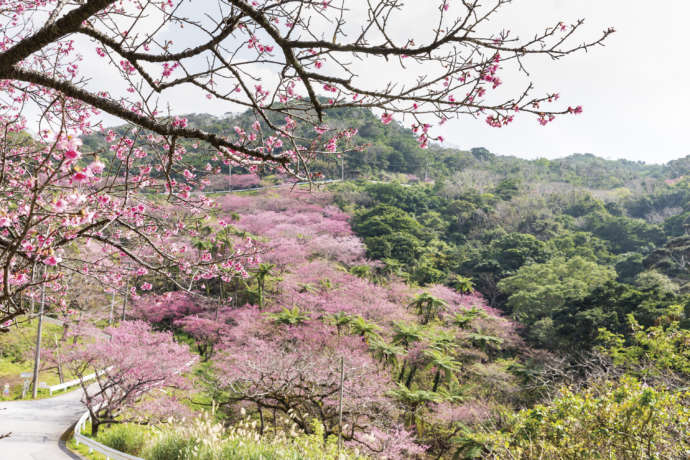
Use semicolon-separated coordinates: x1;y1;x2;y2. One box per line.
487;377;690;459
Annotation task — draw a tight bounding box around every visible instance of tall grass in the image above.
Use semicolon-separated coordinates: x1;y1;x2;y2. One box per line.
96;423;148;456
95;415;365;460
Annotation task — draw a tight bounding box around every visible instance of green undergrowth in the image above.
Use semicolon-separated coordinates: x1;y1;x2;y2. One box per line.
75;417;365;460
0;318;77;400
67;437;108;460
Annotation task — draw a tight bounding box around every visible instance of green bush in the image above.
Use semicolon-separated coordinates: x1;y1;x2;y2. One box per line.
96;423;148;456
146;434;196;460
485;377;690;459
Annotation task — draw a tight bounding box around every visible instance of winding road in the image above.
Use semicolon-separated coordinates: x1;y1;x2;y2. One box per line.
0;388;84;459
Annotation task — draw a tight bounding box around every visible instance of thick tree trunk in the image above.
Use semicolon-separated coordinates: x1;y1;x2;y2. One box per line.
398;360;407;383
405;364;418;388
432;370;441;392
91;419;100;436
258;406;265;435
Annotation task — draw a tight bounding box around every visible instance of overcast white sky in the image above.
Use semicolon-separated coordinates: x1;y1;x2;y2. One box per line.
435;0;690;164
83;1;689;165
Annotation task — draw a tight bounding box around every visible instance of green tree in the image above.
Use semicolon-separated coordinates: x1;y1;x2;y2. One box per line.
389;384;441;425
634;270;679;294
326;311;352;336
392;321;425;348
493;178;520;201
392;321;425;385
368;337;405;370
451;275;475;294
596;308;690;379
408;293;449;325
487;377;690;460
423;349;461;392
451;307;486;330
498;256;616;346
554;280;682;347
348;315;382;341
253;263;276;308
466;331;504;353
267;307;310;326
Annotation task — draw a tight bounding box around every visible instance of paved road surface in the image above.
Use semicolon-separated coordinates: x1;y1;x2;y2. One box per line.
0;388;84;459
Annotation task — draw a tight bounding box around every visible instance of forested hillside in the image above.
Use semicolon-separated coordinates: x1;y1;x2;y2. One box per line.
71;107;690;459
82;107;689;189
8;103;690;459
334;175;690;344
82;106;690;350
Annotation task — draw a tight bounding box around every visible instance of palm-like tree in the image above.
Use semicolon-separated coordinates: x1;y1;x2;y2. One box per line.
368;337;405;370
451;275;475;295
436;380;466;404
378;258;407;280
389;383;441;425
349;315;382;341
349;264;373;281
253;263;276;308
423;348;461;392
392;321;424;348
408;292;448;324
451;306;487;330
191;224;214;249
392;321;425;385
327;311;352;336
191;225;215;264
427;329;457;353
466;330;504;352
267;306;310;326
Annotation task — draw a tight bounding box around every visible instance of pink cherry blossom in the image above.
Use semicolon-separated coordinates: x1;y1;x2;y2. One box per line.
43;255;61;266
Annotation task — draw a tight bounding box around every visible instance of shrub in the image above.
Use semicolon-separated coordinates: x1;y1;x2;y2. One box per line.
485;377;690;459
96;423;148;456
142;416;365;460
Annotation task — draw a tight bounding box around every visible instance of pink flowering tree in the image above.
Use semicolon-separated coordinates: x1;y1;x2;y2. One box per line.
211;310;423;458
0;126;255;324
0;1;611;323
174;314;232;361
132;291;208;328
63;321;195;435
133;290;232;359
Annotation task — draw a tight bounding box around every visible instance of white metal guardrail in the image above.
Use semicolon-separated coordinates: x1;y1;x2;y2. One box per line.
49;372;95;396
48;368;110;395
73;409;144;460
155;178;343;196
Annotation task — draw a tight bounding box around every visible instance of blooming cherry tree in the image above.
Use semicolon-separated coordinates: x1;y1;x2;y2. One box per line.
63;320;195;435
0;0;611;323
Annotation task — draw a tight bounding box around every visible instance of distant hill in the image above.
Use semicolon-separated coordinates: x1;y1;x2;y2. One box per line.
82;107;689;192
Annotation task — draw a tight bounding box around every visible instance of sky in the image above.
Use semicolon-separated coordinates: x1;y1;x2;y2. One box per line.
77;0;689;165
434;0;690;164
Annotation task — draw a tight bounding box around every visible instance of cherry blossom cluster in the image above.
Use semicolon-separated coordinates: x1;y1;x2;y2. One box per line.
0;112;257;323
167;189;526;456
0;0;612;187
